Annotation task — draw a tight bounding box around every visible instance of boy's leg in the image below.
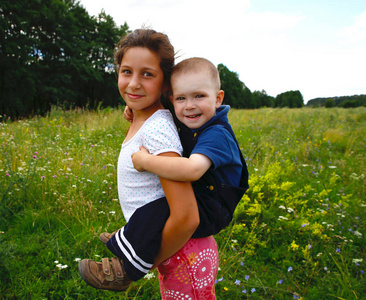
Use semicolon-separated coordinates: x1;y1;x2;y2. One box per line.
157;236;219;300
106;197;170;281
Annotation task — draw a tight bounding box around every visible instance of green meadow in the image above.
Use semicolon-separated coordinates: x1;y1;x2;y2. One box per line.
1;107;365;299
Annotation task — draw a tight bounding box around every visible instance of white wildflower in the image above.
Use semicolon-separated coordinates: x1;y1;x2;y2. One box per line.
56;264;68;270
144;273;155;279
354;231;363;237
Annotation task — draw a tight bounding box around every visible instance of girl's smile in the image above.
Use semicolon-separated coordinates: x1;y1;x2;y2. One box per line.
126;93;145;100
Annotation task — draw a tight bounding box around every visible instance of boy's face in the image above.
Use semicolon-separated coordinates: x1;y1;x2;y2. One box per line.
170;71;224;129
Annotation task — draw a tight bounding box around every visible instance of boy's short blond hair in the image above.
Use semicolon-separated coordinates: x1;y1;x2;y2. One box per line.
172;57;221;90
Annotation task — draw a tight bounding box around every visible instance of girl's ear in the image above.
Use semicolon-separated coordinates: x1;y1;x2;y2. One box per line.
216;90;224;108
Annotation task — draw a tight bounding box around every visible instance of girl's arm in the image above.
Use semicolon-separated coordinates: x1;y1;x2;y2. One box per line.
152;151;199;268
132;146;212;182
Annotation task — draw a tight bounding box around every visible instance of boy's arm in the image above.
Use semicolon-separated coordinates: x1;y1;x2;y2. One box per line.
152;152;199;268
132;146;212;182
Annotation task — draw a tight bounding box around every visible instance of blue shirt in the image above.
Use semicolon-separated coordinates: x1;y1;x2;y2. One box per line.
190;105;242;187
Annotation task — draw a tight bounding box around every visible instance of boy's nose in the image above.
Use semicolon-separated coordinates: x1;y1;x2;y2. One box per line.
185;98;196;109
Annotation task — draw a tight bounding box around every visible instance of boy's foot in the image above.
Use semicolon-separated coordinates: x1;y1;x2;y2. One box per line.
78;257;132;291
99;231;117;244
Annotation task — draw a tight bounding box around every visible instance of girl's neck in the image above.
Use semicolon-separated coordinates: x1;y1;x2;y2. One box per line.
125;103;165;143
132;101;164;122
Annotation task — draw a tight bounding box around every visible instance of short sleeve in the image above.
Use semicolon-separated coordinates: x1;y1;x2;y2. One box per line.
142;111;183;156
192;126;237;169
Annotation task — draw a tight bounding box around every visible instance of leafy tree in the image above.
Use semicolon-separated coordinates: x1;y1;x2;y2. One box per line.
252;90;275;108
275;90;304;108
0;0;128;117
218;64;252;108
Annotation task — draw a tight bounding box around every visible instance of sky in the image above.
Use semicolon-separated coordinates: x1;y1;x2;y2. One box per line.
78;0;366;103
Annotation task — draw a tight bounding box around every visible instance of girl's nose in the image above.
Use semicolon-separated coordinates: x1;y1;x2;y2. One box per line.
129;75;141;90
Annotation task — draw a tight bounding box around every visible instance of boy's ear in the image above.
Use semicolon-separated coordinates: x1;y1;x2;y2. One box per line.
216;90;224;108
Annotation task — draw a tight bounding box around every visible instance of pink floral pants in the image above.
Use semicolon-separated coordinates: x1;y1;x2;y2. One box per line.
157;236;219;299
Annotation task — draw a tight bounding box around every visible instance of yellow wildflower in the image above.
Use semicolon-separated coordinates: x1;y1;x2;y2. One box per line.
289;240;299;251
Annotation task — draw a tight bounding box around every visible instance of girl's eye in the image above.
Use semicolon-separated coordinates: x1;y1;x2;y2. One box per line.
143;71;153;77
121;69;131;75
176;97;185;101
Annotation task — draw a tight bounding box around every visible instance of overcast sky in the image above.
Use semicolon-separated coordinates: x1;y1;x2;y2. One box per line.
79;0;366;103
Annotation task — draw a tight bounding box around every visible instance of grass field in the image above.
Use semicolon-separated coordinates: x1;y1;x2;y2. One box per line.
1;106;365;299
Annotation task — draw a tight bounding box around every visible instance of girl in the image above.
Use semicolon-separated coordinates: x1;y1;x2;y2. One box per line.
78;29;219;299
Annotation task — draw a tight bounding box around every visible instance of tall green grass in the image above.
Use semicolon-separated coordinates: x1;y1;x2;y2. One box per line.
1;107;365;299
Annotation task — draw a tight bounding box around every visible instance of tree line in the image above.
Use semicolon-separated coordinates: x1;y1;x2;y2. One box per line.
1;0;304;119
1;0;128;117
306;95;366;108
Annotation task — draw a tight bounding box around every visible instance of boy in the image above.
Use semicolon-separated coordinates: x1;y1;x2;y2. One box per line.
131;57;249;238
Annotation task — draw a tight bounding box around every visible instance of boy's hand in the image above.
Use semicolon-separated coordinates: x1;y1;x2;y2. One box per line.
124;106;133;123
131;146;151;172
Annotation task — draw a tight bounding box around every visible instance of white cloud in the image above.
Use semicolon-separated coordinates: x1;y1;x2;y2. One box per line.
338;11;366;43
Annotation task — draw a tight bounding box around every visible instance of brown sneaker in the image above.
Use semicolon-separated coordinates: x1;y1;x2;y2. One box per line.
78;257;132;291
99;231;117;244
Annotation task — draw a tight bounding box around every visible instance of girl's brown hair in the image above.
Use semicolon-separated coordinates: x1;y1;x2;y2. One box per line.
114;28;175;88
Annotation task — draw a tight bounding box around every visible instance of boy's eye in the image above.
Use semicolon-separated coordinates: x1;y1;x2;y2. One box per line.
195;94;205;98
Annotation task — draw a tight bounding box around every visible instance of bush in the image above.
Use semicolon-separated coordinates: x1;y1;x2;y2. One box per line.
324;99;335;108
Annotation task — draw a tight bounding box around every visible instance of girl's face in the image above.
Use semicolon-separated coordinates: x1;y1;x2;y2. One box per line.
118;47;165;116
